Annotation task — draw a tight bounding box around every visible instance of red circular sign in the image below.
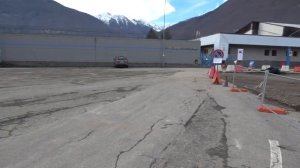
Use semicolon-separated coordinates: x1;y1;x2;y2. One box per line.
211;49;224;58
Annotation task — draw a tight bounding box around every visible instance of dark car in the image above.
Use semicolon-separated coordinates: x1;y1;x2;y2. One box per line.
266;66;281;74
113;56;128;68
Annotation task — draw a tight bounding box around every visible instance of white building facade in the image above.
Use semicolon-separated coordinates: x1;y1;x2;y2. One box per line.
198;33;300;68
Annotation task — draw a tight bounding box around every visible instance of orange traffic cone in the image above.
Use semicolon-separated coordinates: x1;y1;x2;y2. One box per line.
212;70;222;85
257;106;288;115
208;66;216;79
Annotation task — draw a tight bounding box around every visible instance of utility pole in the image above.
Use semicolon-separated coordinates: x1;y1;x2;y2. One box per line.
162;0;166;67
196;30;201;65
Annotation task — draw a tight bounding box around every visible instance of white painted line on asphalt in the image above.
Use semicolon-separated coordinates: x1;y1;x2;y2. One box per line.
269;140;282;168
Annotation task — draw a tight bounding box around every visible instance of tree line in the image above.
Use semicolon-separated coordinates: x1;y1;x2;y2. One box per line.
146;28;172;40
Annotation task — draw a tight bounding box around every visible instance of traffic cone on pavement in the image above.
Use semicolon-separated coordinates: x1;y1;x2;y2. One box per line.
212;71;222;85
208;66;216;79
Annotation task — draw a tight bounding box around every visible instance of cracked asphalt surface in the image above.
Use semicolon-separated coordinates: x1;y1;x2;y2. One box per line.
151;94;229;168
0;68;300;168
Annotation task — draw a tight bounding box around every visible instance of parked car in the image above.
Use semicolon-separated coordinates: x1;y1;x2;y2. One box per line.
113;56;128;68
266;66;281;74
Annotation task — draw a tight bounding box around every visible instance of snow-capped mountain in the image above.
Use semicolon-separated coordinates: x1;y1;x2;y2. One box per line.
99;13;130;25
98;13;156;38
0;1;163;38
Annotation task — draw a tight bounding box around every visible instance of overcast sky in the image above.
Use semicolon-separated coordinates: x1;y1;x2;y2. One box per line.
54;0;227;26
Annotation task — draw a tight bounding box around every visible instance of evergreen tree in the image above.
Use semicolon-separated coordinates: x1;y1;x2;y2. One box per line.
146;28;159;39
165;29;172;40
160;29;172;40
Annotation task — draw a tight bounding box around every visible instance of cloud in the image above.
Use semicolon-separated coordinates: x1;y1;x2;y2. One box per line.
54;0;175;22
181;0;209;15
192;1;209;9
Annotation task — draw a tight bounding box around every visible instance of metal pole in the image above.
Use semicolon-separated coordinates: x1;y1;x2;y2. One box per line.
261;70;269;105
197;31;201;66
0;49;2;64
163;0;166;40
199;38;201;66
162;0;166;67
94;37;97;63
232;65;236;88
286;47;292;66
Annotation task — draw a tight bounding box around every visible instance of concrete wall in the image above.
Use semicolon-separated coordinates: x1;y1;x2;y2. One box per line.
0;34;200;67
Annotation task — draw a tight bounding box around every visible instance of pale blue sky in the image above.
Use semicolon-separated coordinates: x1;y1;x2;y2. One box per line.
154;0;227;26
55;0;227;26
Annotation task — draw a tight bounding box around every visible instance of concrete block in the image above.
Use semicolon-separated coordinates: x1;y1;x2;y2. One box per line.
215;65;223;71
226;65;235;72
261;65;271;70
281;65;290;72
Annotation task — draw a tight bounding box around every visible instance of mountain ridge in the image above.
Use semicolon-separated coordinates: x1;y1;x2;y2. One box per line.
0;0;115;35
97;13;154;38
0;0;152;37
168;0;300;39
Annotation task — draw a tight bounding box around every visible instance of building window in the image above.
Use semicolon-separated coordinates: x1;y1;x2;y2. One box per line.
293;51;298;57
272;50;277;56
264;50;270;56
203;48;209;54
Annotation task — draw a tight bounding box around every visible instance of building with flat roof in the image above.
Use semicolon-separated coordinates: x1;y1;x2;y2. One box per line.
197;22;300;68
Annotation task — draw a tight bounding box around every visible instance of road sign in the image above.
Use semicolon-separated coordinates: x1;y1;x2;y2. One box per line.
237;49;244;60
212;49;224;64
212;49;224;58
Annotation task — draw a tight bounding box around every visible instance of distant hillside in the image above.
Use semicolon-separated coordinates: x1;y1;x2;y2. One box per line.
0;0;141;37
168;0;300;39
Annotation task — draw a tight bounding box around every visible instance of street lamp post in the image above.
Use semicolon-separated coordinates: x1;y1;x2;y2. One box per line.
162;0;166;67
196;30;201;66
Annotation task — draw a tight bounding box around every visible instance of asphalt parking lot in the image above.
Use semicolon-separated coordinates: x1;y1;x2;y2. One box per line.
0;68;179;123
0;68;216;168
0;68;300;168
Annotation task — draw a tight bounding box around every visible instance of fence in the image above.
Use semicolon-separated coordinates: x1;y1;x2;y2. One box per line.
209;65;300;132
257;70;300;132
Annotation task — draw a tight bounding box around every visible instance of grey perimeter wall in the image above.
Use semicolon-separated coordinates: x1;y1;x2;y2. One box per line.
0;34;200;67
